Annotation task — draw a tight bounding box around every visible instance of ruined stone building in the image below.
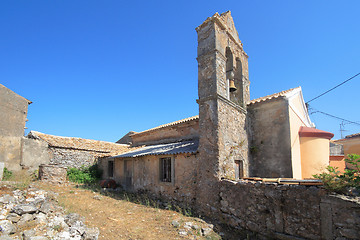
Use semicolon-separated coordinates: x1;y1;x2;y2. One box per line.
27;131;131;169
0;84;131;171
1;12;359;239
0;84;31;171
103;11;334;206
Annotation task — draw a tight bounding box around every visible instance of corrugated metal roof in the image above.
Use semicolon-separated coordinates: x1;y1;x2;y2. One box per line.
111;139;199;158
248;87;301;105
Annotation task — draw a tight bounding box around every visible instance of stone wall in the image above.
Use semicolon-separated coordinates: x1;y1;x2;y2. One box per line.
0;84;30;171
218;179;360;240
0;136;22;171
248;98;293;178
0;84;29;138
131;118;199;146
0;137;50;172
38;164;67;184
112;153;198;206
21;138;50;171
196;11;250;216
48;147;97;169
218;99;249;180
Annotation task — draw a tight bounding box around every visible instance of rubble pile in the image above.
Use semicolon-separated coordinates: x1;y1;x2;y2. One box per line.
0;187;99;240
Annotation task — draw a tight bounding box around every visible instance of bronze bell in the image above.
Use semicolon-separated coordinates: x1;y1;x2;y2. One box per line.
229;80;237;92
228;71;237;92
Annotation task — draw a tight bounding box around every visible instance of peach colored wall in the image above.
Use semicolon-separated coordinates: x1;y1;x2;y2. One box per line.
334;137;360;169
335;137;360;156
329;155;345;173
300;137;330;178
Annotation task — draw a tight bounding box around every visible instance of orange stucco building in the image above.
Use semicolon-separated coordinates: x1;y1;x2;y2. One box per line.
333;133;360;170
298;127;334;178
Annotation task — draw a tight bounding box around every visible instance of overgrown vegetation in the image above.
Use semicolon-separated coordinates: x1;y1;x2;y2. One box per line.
67;165;102;184
2;167;13;181
313;154;360;194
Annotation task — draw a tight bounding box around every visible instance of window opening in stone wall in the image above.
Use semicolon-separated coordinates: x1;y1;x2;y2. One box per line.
108;160;114;178
226;47;236;97
160;157;172;182
235;58;244;106
235;160;244;179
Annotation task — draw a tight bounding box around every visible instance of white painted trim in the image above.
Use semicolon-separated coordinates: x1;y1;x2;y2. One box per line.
285;87;314;127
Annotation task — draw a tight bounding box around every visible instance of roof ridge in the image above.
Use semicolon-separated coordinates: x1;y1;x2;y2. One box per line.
30;130;128;146
248;87;301;105
132;115;199;136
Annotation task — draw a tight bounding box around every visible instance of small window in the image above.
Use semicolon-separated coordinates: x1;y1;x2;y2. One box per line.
235;160;244;179
160;157;172;182
108;160;114;178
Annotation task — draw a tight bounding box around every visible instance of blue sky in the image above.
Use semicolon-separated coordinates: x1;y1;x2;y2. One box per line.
1;0;359;142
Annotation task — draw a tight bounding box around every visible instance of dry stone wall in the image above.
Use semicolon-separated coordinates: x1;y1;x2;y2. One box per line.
38;164;67;184
218;179;360;240
49;148;96;169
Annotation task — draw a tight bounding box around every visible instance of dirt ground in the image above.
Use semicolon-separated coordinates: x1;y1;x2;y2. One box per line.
36;183;224;240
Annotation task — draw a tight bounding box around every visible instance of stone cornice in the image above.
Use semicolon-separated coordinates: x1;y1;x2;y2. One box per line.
197;94;247;114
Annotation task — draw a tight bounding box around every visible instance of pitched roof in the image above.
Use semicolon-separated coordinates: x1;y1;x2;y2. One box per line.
116;131;137;144
345;133;360;139
111;139;199;158
0;84;32;104
248;87;301;105
28;131;132;157
128;88;303;139
131;116;199;136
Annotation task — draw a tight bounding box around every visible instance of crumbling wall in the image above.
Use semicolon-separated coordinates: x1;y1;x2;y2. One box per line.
0;136;22;171
0;84;29;137
38;164;67;184
218;179;360;240
21;138;50;171
48;148;97;169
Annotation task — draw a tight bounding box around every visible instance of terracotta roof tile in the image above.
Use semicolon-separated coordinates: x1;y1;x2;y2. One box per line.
345;133;360;139
29;131;134;157
132;116;199;136
248;87;301;105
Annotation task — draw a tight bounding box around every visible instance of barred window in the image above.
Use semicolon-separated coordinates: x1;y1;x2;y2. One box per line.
160;157;172;182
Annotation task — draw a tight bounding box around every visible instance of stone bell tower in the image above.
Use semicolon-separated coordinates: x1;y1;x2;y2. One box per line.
195;11;250;214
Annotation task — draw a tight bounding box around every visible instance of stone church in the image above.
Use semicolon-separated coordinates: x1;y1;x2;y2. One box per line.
102;11;334;206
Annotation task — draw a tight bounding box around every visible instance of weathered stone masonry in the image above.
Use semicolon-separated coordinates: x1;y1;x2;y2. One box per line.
196;11;250;215
193;11;360;240
219;179;360;240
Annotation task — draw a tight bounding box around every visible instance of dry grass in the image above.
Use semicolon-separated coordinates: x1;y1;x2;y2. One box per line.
37;182;222;240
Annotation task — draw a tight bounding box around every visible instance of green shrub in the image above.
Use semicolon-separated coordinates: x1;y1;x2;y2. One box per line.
67;164;102;184
313;154;360;194
2;167;13;181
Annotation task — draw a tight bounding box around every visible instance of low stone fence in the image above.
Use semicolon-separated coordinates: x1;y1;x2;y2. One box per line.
38;164;67;184
219;179;360;240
